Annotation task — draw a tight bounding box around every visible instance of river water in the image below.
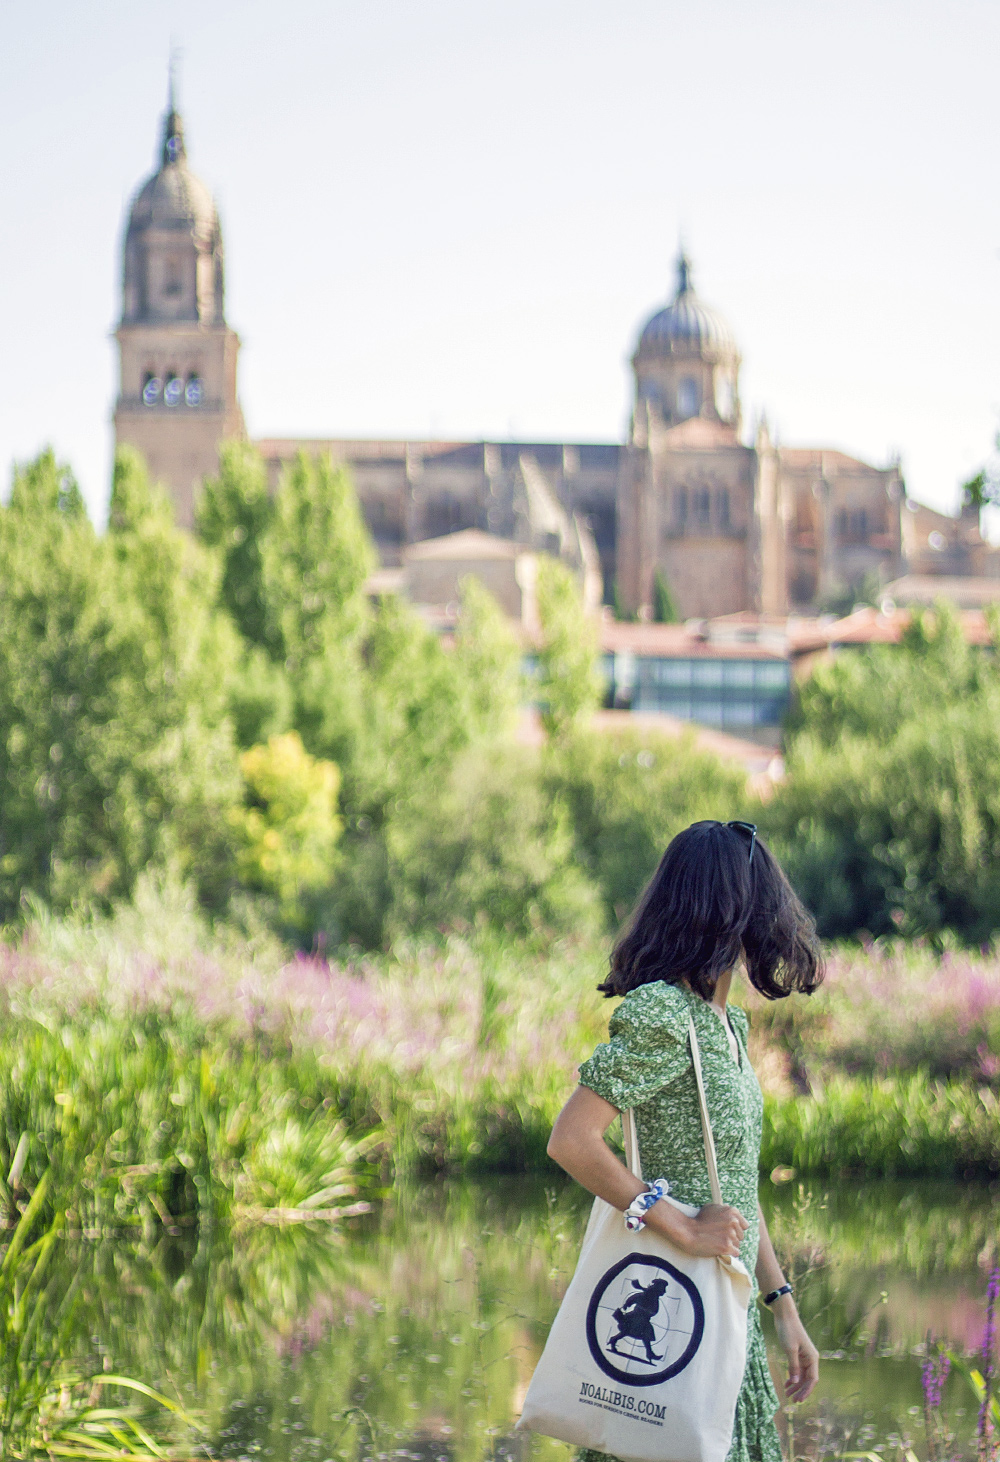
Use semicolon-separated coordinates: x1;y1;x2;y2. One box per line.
73;1177;1000;1462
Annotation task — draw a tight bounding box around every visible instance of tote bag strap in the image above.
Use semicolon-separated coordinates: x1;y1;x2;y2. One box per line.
687;1011;723;1205
621;1107;642;1181
620;1009;722;1203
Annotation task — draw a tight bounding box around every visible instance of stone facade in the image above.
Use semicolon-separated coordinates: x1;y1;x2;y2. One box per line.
402;530;542;626
255;438;606;609
114;98;997;615
901;498;1000;579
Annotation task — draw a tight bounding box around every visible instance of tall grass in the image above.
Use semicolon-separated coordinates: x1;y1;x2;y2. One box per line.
762;1076;1000;1179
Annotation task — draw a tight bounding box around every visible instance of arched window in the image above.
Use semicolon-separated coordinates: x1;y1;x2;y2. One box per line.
694;488;711;527
675;487;688;526
716;488;730;530
677;377;700;417
185;375;204;407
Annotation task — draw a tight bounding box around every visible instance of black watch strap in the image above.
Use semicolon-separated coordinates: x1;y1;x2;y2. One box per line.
762;1283;793;1306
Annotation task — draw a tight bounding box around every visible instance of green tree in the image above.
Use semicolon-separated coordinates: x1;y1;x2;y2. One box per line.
766;599;1000;940
229;731;341;936
785;599;989;748
0;448;241;920
534;557;602;740
195;440;275;650
383;746;603;941
261;451;374;670
194;443;296;749
612;582;637;623
545;728;749;923
451;575;524;740
652;569;680;623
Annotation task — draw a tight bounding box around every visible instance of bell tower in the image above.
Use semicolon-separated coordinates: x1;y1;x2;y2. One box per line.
113;82;244;526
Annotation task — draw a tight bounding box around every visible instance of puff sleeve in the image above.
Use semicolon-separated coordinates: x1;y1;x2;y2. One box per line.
578;982;693;1112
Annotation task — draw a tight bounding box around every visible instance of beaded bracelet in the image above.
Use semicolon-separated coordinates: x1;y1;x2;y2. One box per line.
624;1179;670;1231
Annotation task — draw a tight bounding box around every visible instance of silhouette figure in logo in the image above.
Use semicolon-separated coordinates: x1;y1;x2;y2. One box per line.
607;1276;669;1363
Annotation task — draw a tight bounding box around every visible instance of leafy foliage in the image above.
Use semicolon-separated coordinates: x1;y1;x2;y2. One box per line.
260;451;374;669
196;439;276;651
381;747;603;942
534;557;602;739
652;568;680;623
545;729;749;922
229;732;342;937
766;602;1000;940
0;448;240;920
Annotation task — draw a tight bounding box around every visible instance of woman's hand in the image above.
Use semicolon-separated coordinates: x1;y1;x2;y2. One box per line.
653;1202;749;1259
771;1299;819;1403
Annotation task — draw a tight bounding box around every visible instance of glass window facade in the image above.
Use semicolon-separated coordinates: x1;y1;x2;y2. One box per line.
602;653;791;730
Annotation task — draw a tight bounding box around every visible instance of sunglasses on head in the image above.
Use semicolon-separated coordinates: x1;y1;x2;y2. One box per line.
726;820;757;865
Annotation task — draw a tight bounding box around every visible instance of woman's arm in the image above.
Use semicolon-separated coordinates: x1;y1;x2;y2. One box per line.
547;1085;749;1260
756;1202;819;1402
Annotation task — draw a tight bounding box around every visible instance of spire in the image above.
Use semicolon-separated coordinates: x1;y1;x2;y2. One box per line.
674;249;693;300
160;51;186;166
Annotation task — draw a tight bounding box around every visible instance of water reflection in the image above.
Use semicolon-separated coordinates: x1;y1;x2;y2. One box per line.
52;1177;1000;1461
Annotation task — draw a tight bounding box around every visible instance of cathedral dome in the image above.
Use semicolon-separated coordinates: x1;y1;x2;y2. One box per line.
120;95;225;327
126;107;218;241
637;253;735;355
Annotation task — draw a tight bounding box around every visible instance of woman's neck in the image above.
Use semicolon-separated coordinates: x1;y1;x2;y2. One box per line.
711;968;734;1010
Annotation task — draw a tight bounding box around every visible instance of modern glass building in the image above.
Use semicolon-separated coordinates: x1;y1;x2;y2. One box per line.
601;640;792;732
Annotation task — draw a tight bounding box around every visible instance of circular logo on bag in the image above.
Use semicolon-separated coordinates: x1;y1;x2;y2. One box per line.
585;1253;704;1387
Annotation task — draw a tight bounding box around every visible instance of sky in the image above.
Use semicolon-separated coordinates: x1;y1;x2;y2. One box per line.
2;0;1000;528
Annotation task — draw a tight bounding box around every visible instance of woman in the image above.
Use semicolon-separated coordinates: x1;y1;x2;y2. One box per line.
547;820;822;1462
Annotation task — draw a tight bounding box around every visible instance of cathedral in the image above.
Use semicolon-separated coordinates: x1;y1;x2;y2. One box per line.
115;93;988;622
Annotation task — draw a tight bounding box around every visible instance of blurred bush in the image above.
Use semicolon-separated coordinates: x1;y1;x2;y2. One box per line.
545;729;750;924
0;448;241;920
763;601;1000;942
229;732;341;938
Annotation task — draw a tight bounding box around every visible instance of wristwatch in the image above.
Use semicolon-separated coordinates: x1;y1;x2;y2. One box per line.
762;1283;793;1306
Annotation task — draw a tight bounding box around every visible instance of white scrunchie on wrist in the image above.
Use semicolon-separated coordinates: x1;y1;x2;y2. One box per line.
624;1178;670;1231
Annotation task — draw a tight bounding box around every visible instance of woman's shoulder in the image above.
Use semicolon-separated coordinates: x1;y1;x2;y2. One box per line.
609;980;692;1046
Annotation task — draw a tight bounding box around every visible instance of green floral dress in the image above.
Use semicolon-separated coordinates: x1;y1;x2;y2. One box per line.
576;980;782;1462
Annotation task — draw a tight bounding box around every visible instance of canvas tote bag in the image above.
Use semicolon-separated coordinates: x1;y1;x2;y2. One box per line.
516;1014;752;1462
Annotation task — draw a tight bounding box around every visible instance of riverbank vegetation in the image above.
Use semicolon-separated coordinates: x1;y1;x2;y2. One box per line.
4;890;1000;1209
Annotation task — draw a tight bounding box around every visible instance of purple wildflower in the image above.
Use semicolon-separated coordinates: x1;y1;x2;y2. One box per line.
922;1349;950;1410
922;1340;951;1462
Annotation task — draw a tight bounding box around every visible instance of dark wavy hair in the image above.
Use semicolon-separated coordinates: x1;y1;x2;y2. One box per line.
599;821;823;1002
